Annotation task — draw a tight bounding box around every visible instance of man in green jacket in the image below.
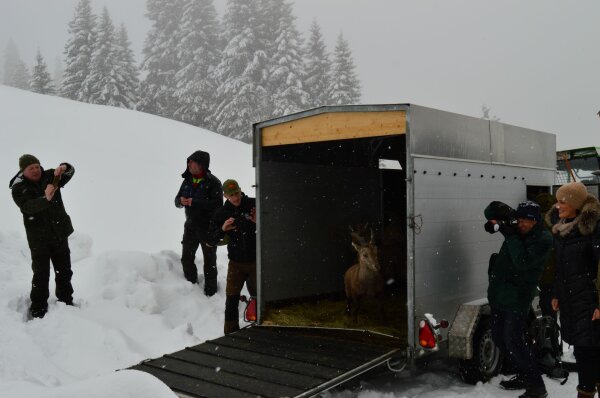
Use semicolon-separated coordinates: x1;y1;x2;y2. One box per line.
485;200;552;398
9;154;75;319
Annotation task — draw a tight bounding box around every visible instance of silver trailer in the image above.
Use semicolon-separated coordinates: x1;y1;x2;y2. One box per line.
132;105;556;397
253;104;556;382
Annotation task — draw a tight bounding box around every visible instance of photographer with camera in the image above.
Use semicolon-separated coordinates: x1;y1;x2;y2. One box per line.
175;150;223;296
485;201;552;398
208;179;256;334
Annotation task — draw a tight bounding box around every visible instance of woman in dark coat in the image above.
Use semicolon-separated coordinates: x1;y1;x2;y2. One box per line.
547;182;600;398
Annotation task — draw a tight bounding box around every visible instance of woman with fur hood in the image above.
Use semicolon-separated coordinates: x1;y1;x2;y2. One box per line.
547;182;600;398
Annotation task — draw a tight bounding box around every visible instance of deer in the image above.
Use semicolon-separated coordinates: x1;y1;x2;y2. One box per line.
344;224;385;324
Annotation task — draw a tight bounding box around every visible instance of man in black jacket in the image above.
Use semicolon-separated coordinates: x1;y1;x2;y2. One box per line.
10;154;75;319
208;179;256;334
175;150;222;296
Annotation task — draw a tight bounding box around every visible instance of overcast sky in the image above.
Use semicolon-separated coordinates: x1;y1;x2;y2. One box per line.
1;0;599;150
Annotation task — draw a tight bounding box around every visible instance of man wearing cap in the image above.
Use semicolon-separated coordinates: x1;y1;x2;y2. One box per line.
175;150;222;296
485;200;552;398
208;179;256;334
9;154;76;319
547;182;600;398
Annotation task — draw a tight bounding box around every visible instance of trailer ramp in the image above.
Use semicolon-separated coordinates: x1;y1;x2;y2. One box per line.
130;326;402;398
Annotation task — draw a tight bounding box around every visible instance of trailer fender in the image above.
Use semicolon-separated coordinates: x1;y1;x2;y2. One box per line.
448;299;490;360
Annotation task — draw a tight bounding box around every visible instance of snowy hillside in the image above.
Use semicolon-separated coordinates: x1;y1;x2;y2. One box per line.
0;86;580;397
1;84;254;254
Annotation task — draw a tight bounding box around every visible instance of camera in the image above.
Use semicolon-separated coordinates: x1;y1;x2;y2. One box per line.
484;201;518;234
232;213;251;226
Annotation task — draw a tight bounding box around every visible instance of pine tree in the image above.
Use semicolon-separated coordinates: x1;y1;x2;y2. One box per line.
173;0;221;127
85;7;120;106
113;23;140;109
304;20;332;107
10;60;31;90
61;0;96;101
3;39;30;89
30;49;56;95
139;0;183;118
3;39;21;85
213;0;268;142
260;0;308;117
329;33;361;105
53;56;65;90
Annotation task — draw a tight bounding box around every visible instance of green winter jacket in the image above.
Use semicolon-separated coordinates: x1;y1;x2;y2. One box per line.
9;164;75;249
487;221;552;314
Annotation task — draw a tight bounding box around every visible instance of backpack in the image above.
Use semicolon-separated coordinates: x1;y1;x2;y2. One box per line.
528;316;570;384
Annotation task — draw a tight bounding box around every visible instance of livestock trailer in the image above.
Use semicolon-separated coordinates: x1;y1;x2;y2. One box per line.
253;104;556;381
131;104;557;397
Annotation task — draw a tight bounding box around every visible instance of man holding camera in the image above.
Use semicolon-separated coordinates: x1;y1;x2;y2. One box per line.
485;201;552;398
208;179;256;334
175;150;222;296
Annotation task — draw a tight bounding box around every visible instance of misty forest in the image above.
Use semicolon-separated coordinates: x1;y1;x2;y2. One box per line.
1;0;362;143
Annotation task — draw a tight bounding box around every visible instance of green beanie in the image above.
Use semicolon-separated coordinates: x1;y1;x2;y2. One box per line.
19;154;40;171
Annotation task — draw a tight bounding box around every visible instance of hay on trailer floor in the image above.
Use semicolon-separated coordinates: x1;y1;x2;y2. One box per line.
263;295;406;339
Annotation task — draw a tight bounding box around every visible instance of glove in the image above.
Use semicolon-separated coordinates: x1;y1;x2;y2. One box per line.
498;220;517;236
484;221;499;234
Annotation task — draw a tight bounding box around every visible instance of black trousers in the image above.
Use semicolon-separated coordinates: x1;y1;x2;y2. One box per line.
574;346;600;394
491;308;545;388
181;231;217;284
30;238;74;312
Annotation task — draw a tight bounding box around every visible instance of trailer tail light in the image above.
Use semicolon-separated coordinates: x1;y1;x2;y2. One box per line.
419;320;437;349
243;296;257;322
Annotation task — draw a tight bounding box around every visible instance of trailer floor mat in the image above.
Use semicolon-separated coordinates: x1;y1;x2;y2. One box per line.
130;326;403;398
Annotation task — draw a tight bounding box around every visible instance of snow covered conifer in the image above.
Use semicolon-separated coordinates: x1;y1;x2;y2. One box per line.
30;49;56;95
85;7;120;106
9;60;31;90
304;20;332;107
113;23;140;109
260;0;308;117
139;0;183;118
3;39;30;90
328;33;361;105
173;0;221;127
61;0;96;101
213;0;268;142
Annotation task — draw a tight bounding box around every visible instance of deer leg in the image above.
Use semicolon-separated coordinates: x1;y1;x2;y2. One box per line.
352;297;361;324
344;296;352;316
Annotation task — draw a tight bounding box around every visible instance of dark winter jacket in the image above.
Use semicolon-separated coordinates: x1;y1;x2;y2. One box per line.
487;220;553;314
208;194;256;263
174;151;222;238
546;194;600;346
9;164;75;249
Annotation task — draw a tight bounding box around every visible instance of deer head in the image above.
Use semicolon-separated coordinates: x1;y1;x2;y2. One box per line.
350;224;380;273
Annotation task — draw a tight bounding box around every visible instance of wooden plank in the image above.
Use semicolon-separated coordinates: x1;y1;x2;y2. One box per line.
187;343;341;379
167;349;323;389
261;111;406;147
130;364;258;398
142;357;303;398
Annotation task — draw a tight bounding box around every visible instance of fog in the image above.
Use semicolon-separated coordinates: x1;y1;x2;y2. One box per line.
1;0;599;149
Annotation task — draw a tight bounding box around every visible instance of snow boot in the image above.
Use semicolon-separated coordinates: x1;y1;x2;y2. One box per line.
518;385;548;398
500;375;525;390
28;306;47;320
204;278;217;297
577;388;597;398
224;320;240;335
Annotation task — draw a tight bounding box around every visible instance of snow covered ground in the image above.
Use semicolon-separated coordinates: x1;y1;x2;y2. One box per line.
0;86;579;397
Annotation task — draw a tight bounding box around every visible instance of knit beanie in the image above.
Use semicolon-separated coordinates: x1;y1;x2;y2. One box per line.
555;182;588;210
19;154;40;171
516;201;541;222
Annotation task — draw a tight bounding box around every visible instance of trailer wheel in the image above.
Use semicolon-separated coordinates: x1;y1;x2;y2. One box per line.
458;317;502;384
